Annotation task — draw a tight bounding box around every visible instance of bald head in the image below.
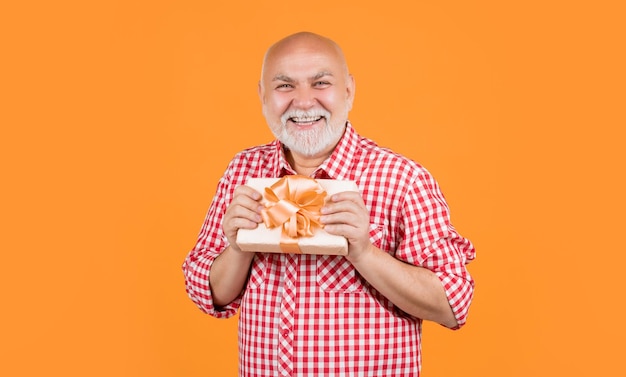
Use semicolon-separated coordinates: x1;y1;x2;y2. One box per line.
261;32;350;82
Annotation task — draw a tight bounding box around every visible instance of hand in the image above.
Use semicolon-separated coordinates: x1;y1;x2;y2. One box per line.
320;191;373;261
223;185;263;252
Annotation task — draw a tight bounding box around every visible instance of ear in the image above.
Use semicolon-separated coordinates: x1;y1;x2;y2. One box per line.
346;74;356;110
258;81;265;104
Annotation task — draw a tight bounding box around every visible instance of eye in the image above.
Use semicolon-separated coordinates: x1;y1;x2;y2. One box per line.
275;83;294;90
313;81;331;88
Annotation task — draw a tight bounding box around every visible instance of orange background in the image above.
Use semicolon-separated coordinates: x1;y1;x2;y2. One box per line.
1;0;624;376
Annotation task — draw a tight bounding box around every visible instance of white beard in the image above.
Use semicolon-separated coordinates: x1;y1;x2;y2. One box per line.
265;108;347;157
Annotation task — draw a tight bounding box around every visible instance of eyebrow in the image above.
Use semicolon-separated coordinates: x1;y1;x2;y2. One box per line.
272;74;294;83
271;71;334;82
312;71;333;80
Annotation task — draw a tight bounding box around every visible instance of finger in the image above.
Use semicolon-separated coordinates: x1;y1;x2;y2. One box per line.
231;187;264;213
328;191;364;204
324;193;366;212
224;207;263;243
323;223;362;241
227;217;261;231
321;200;366;218
235;184;262;201
224;216;260;249
230;197;264;217
227;204;263;223
320;212;365;226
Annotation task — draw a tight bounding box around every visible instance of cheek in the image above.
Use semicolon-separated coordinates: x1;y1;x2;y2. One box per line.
266;93;292;113
318;90;345;111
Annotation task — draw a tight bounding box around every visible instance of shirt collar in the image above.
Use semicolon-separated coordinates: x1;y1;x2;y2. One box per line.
273;140;294;177
315;121;359;180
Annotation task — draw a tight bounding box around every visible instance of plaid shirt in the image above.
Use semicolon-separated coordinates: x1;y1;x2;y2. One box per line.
183;122;475;376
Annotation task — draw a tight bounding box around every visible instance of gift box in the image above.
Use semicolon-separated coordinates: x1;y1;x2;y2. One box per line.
236;176;359;255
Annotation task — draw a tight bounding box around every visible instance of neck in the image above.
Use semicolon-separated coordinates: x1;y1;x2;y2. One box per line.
285;149;331;176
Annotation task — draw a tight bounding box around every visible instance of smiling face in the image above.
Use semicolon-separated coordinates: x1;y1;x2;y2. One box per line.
259;33;355;158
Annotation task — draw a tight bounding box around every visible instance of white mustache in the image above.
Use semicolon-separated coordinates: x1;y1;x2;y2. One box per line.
281;109;330;125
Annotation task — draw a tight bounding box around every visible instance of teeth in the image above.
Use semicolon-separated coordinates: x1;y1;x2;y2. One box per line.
281;110;329;126
292;117;320;122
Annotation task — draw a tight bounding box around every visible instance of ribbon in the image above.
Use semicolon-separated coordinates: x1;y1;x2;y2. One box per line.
260;175;327;253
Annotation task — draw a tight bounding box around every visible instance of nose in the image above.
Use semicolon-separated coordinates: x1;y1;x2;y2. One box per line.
291;86;316;109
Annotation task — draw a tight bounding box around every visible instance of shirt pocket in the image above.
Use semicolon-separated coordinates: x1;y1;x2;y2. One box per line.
247;253;269;289
369;222;386;250
316;255;363;293
315;223;386;293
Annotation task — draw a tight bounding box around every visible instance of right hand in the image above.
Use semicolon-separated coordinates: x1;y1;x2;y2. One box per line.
223;185;264;252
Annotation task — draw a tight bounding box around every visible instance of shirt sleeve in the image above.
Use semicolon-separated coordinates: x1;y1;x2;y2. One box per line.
397;170;476;329
181;164;242;319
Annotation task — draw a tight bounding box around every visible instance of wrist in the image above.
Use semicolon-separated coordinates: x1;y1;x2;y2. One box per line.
346;242;376;265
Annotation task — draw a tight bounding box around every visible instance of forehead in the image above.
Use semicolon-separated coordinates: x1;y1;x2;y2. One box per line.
262;39;346;80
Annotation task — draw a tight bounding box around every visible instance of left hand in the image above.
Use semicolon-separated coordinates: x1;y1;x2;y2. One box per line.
320;191;373;261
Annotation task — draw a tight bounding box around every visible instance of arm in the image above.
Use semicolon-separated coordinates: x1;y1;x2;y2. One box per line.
209;246;255;307
210;185;263;307
321;188;474;328
321;192;457;327
182;171;263;316
349;243;458;328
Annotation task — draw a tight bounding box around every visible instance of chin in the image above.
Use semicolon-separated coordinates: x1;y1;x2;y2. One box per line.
279;123;345;157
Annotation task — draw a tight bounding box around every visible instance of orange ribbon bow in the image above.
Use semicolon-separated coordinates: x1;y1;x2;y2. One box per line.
261;175;327;253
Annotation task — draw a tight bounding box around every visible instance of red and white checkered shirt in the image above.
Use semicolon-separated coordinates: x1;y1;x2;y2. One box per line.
183;122;475;376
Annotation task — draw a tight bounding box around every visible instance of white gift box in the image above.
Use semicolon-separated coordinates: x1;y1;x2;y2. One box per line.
236;178;359;255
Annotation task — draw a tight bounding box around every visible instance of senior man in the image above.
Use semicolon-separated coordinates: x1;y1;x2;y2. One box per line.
183;31;475;376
